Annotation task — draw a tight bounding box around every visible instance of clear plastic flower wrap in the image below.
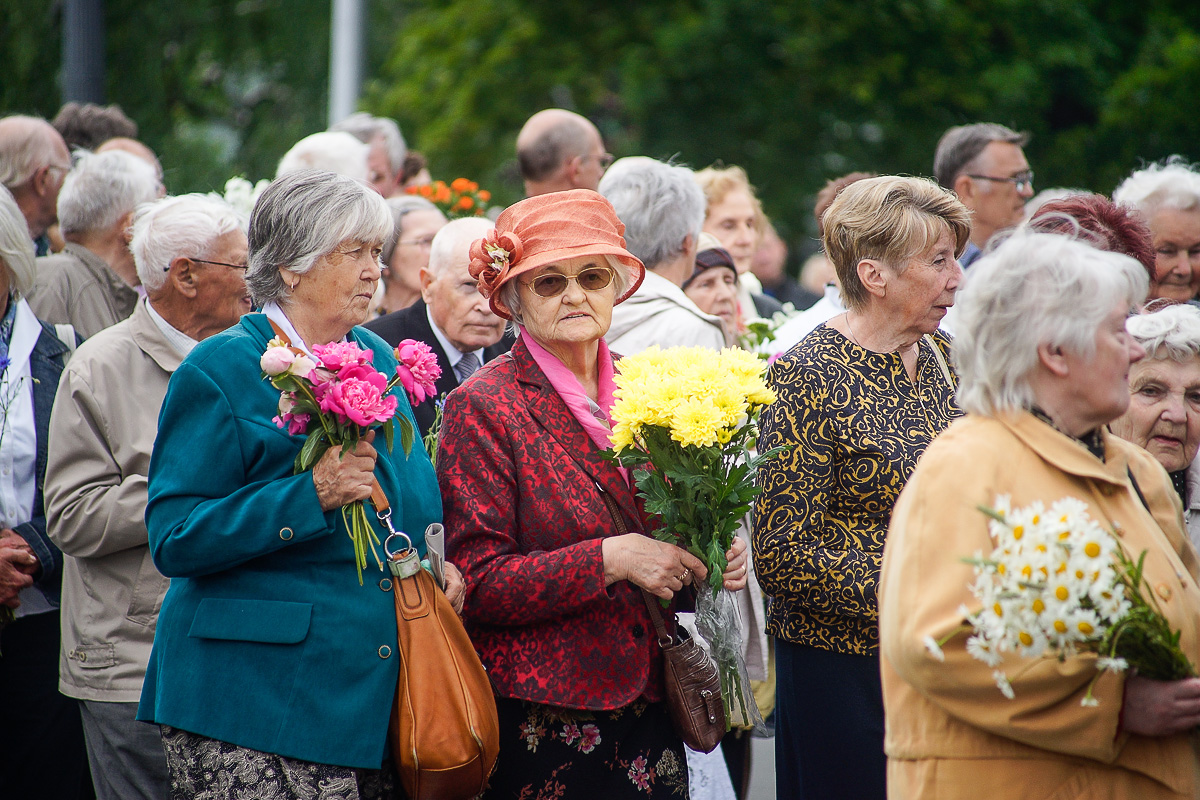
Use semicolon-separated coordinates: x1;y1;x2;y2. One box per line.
694;587;766;732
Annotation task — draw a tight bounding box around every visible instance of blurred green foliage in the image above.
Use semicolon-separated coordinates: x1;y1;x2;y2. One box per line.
4;0;1200;253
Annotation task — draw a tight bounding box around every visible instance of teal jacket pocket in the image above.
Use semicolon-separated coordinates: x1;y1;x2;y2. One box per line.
187;598;312;644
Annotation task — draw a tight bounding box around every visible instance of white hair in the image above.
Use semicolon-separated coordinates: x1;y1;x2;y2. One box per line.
276;131;370;182
428;217;493;278
1113;157;1200;219
131;194;245;293
329;113;406;176
0;115;59;189
0;185;36;295
58;149;159;237
954;231;1149;415
1127;303;1200;363
599;156;705;270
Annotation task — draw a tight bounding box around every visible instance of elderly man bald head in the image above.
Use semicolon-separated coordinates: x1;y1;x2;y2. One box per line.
516;109;610;196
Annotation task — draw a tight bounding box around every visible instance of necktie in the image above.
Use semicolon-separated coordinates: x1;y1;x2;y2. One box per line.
454;351;480;384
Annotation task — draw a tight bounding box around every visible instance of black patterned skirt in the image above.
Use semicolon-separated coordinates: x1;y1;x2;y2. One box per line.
483;697;689;799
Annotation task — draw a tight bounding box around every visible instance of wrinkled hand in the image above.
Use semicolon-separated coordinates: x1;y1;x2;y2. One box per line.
443;563;465;616
721;536;749;592
312;431;378;511
1122;674;1200;737
0;529;37;607
602;534;708;600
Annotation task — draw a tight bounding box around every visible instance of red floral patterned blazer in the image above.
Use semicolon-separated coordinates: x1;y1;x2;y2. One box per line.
437;336;667;710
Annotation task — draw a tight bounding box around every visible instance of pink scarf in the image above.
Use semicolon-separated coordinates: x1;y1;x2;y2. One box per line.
521;329;628;484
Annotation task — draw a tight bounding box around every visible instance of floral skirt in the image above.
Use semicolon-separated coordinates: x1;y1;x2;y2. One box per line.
160;725;402;800
484;697;689;799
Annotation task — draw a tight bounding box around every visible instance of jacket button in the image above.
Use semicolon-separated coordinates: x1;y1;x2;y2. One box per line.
378;645;392;659
78;651;87;663
632;624;645;638
379;578;392;591
1156;584;1173;601
279;527;294;541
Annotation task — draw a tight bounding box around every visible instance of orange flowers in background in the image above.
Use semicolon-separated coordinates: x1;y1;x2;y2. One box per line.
407;178;492;219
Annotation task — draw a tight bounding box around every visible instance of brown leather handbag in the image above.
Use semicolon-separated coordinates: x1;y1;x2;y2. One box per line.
596;483;726;753
380;507;499;800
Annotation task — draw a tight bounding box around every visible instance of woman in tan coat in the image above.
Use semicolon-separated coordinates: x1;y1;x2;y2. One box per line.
880;230;1200;799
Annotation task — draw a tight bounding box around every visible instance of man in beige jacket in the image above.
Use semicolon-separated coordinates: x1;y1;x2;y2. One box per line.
45;193;249;800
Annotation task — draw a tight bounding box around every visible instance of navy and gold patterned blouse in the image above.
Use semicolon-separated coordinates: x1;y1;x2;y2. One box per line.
752;324;962;655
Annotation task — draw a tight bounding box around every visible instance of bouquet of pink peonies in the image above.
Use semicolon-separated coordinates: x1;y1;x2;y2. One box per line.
260;336;441;582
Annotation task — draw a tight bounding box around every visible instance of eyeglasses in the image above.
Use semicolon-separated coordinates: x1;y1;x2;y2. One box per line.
581;153;615;170
184;257;248;270
966;170;1035;193
524;266;616;297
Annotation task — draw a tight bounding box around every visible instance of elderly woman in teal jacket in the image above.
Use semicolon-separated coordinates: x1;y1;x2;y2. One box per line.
138;169;462;799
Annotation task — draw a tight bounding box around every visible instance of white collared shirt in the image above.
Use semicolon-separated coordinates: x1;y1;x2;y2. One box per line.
425;304;485;373
261;301;327;357
145;298;199;358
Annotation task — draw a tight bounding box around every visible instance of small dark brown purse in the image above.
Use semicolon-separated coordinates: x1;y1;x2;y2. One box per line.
597;484;726;753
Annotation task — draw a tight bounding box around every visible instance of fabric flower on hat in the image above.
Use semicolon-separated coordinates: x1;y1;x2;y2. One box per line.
468;230;524;299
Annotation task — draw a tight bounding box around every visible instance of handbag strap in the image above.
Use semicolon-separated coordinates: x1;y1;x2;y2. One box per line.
267;318;392;513
595;481;674;648
923;333;954;386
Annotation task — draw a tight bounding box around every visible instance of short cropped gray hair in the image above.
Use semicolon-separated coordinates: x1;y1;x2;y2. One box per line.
246;170;392;306
1112;157;1200;219
599;156;705;271
1127;303;1200;363
276;131;370;182
497;254;630;327
428;217;493;279
329;113;407;176
58;149;160;237
382;195;445;266
933;123;1029;189
131;194;245;293
0;186;36;295
0;115;60;189
954;231;1149;415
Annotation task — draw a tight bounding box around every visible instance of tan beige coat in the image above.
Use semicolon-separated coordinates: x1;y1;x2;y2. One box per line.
45;300;178;702
880;412;1200;800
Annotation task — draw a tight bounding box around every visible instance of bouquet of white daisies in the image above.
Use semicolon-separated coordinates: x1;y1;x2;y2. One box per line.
926;495;1195;705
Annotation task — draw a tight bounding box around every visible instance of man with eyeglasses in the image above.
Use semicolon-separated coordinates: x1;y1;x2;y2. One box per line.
0;115;72;256
517;108;613;196
28;150;160;338
934;122;1034;268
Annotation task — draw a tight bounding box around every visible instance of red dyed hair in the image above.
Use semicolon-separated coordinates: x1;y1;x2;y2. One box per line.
1028;193;1156;283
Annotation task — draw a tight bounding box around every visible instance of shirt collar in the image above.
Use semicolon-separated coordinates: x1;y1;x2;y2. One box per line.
425;303;484;368
144;298;199;357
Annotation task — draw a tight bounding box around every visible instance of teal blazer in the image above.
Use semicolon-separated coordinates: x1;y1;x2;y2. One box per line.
137;314;441;769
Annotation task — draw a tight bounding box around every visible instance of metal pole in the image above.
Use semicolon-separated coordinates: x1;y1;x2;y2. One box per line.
62;0;106;104
328;0;364;127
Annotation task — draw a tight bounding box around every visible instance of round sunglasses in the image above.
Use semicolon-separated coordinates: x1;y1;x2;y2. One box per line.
524;266;615;298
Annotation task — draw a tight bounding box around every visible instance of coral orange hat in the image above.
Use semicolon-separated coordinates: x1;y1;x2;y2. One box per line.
467;189;645;320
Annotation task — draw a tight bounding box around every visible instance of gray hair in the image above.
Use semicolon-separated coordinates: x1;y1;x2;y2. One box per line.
954;231;1149;415
0;115;61;189
599;156;705;270
246;169;392;306
276;131;370;182
933;122;1029;189
131;194;245;293
58;149;160;237
1127;303;1200;363
329;113;407;176
382;195;445;265
497;254;629;327
0;186;36;295
1112;156;1200;219
428;217;493;279
517;116;593;181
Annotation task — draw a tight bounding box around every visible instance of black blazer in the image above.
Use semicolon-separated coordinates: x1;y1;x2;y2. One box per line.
365;299;513;436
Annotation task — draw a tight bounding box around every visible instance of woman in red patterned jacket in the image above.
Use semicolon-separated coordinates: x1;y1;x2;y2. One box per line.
437;189;750;798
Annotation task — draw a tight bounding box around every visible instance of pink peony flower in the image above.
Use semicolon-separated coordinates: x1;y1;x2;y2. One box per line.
314;364;398;427
394;339;441;407
312;341;372;372
260;346;296;376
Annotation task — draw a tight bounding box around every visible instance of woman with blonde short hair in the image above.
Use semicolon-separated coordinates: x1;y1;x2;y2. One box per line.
754;176;970;799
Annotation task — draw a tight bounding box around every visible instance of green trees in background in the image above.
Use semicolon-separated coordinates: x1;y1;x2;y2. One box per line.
5;0;1200;246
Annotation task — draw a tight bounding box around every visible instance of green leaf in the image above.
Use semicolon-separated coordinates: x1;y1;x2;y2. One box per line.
399;415;415;457
382;419;395;454
296;432;330;472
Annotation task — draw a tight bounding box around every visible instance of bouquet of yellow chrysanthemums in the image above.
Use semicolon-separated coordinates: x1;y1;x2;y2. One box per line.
927;495;1195;705
608;346;783;729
